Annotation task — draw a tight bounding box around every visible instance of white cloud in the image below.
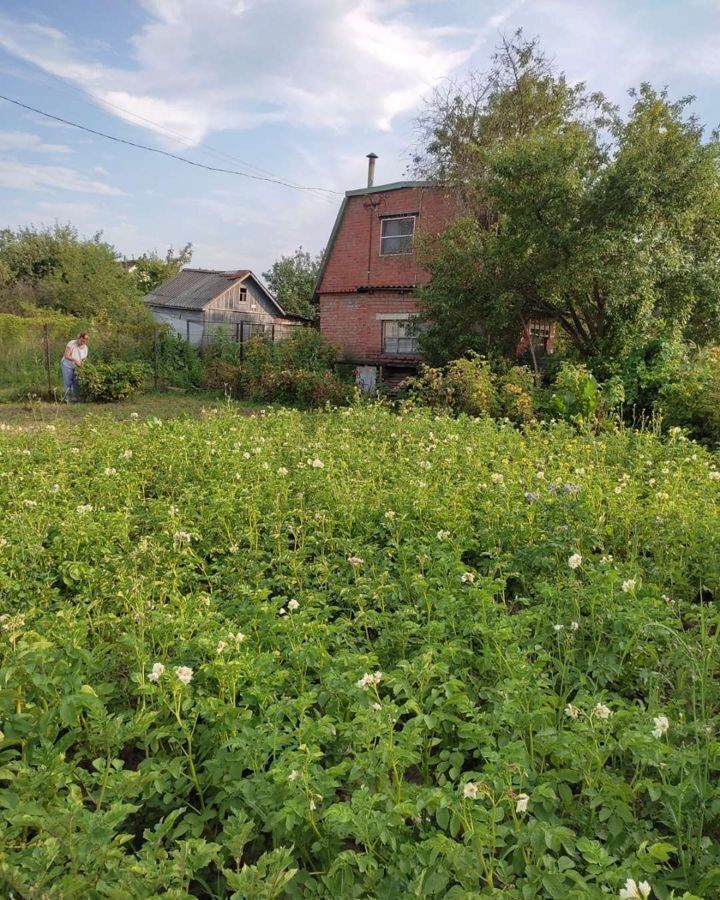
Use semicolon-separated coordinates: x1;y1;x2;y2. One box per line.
0;130;72;154
0;159;125;195
0;1;488;146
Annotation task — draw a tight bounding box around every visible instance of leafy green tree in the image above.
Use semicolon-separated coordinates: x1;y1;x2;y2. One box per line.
130;243;192;294
415;33;720;369
262;246;323;320
0;224;152;325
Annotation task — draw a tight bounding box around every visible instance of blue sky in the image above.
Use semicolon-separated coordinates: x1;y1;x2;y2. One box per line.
0;0;718;274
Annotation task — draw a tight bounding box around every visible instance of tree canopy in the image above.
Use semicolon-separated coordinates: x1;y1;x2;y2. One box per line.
129;244;192;295
414;33;720;369
0;225;190;326
262;246;323;320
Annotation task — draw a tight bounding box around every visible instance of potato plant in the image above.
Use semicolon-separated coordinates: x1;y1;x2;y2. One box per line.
0;406;718;898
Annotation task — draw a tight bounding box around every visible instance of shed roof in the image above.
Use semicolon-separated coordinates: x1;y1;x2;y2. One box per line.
143;268;286;315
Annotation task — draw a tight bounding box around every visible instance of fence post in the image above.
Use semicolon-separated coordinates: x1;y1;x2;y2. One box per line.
271;323;275;343
240;321;244;361
42;324;52;399
152;328;159;391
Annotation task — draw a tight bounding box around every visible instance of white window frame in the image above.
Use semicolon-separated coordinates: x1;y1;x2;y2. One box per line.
381;317;423;355
379;215;416;256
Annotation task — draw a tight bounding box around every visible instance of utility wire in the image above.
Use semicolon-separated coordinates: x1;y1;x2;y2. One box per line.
24;69;340;204
0;92;342;197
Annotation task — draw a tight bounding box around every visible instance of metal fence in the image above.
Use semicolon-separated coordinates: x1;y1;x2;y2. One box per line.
0;316;306;400
201;320;301;353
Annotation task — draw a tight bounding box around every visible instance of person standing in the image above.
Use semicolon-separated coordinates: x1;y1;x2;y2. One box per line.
61;332;89;402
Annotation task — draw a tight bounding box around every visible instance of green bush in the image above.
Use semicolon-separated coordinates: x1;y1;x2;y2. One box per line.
406;356;499;417
156;331;202;388
77;361;149;402
498;365;536;423
275;327;336;373
201;360;241;394
249;368;350;407
621;338;687;414
658;346;720;444
549;363;602;423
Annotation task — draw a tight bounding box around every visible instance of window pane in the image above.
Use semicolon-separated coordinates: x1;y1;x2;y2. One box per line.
380;217;415;255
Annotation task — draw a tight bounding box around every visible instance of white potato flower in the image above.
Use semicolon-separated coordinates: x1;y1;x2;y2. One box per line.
148;662;165;682
568;553;582;570
515;793;529;814
463;782;479;799
619;878;652;899
593;703;612;720
652;715;669;738
175;666;193;685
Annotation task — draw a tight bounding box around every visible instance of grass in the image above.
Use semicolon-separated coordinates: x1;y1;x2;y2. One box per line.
0;390;259;429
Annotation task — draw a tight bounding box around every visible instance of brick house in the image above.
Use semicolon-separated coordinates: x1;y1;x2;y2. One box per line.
315;156;555;388
314;158;462;389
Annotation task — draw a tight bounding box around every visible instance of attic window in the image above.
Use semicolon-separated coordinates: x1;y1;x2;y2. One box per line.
380;216;415;255
218;284;247;310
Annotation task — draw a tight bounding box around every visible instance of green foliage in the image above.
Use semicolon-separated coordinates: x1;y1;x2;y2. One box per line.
0;224;152;325
155;330;203;389
201;360;242;393
129;244;193;295
658;347;720;445
550;363;603;423
77;361;149;402
0;407;719;896
275;327;337;373
415;33;720;366
499;365;536;422
232;331;345;407
621;339;688;414
261;246;323;320
407;357;538;423
250;367;350;406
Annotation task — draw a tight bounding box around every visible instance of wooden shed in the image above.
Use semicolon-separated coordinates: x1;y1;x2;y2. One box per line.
144;268;303;346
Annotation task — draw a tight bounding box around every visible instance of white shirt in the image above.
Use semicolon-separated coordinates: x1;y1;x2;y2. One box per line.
63;340;88;368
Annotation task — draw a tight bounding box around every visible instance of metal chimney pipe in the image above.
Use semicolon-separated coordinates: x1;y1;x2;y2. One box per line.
366;152;378;188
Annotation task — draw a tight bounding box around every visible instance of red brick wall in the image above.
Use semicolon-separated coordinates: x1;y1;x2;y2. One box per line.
320;292;423;364
318;185;462;363
318;186;462;294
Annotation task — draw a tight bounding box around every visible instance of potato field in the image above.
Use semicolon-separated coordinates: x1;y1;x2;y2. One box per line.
0;405;718;899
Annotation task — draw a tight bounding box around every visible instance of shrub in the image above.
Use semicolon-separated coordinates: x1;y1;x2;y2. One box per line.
498;366;535;423
249;368;350;407
276;327;336;373
201;360;241;394
658;346;720;444
406;356;499;417
202;328;243;365
621;338;687;414
77;361;149;402
155;331;202;388
549;363;602;423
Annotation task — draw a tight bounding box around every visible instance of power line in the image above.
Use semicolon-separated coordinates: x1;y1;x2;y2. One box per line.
24;69;339;205
0;92;343;198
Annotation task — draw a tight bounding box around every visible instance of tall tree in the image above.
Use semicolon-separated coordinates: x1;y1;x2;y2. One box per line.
414;33;720;369
130;243;193;294
262;246;323;320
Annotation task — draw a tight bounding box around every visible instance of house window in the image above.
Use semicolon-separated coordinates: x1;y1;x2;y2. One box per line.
382;318;422;355
380;216;415;255
528;319;552;353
